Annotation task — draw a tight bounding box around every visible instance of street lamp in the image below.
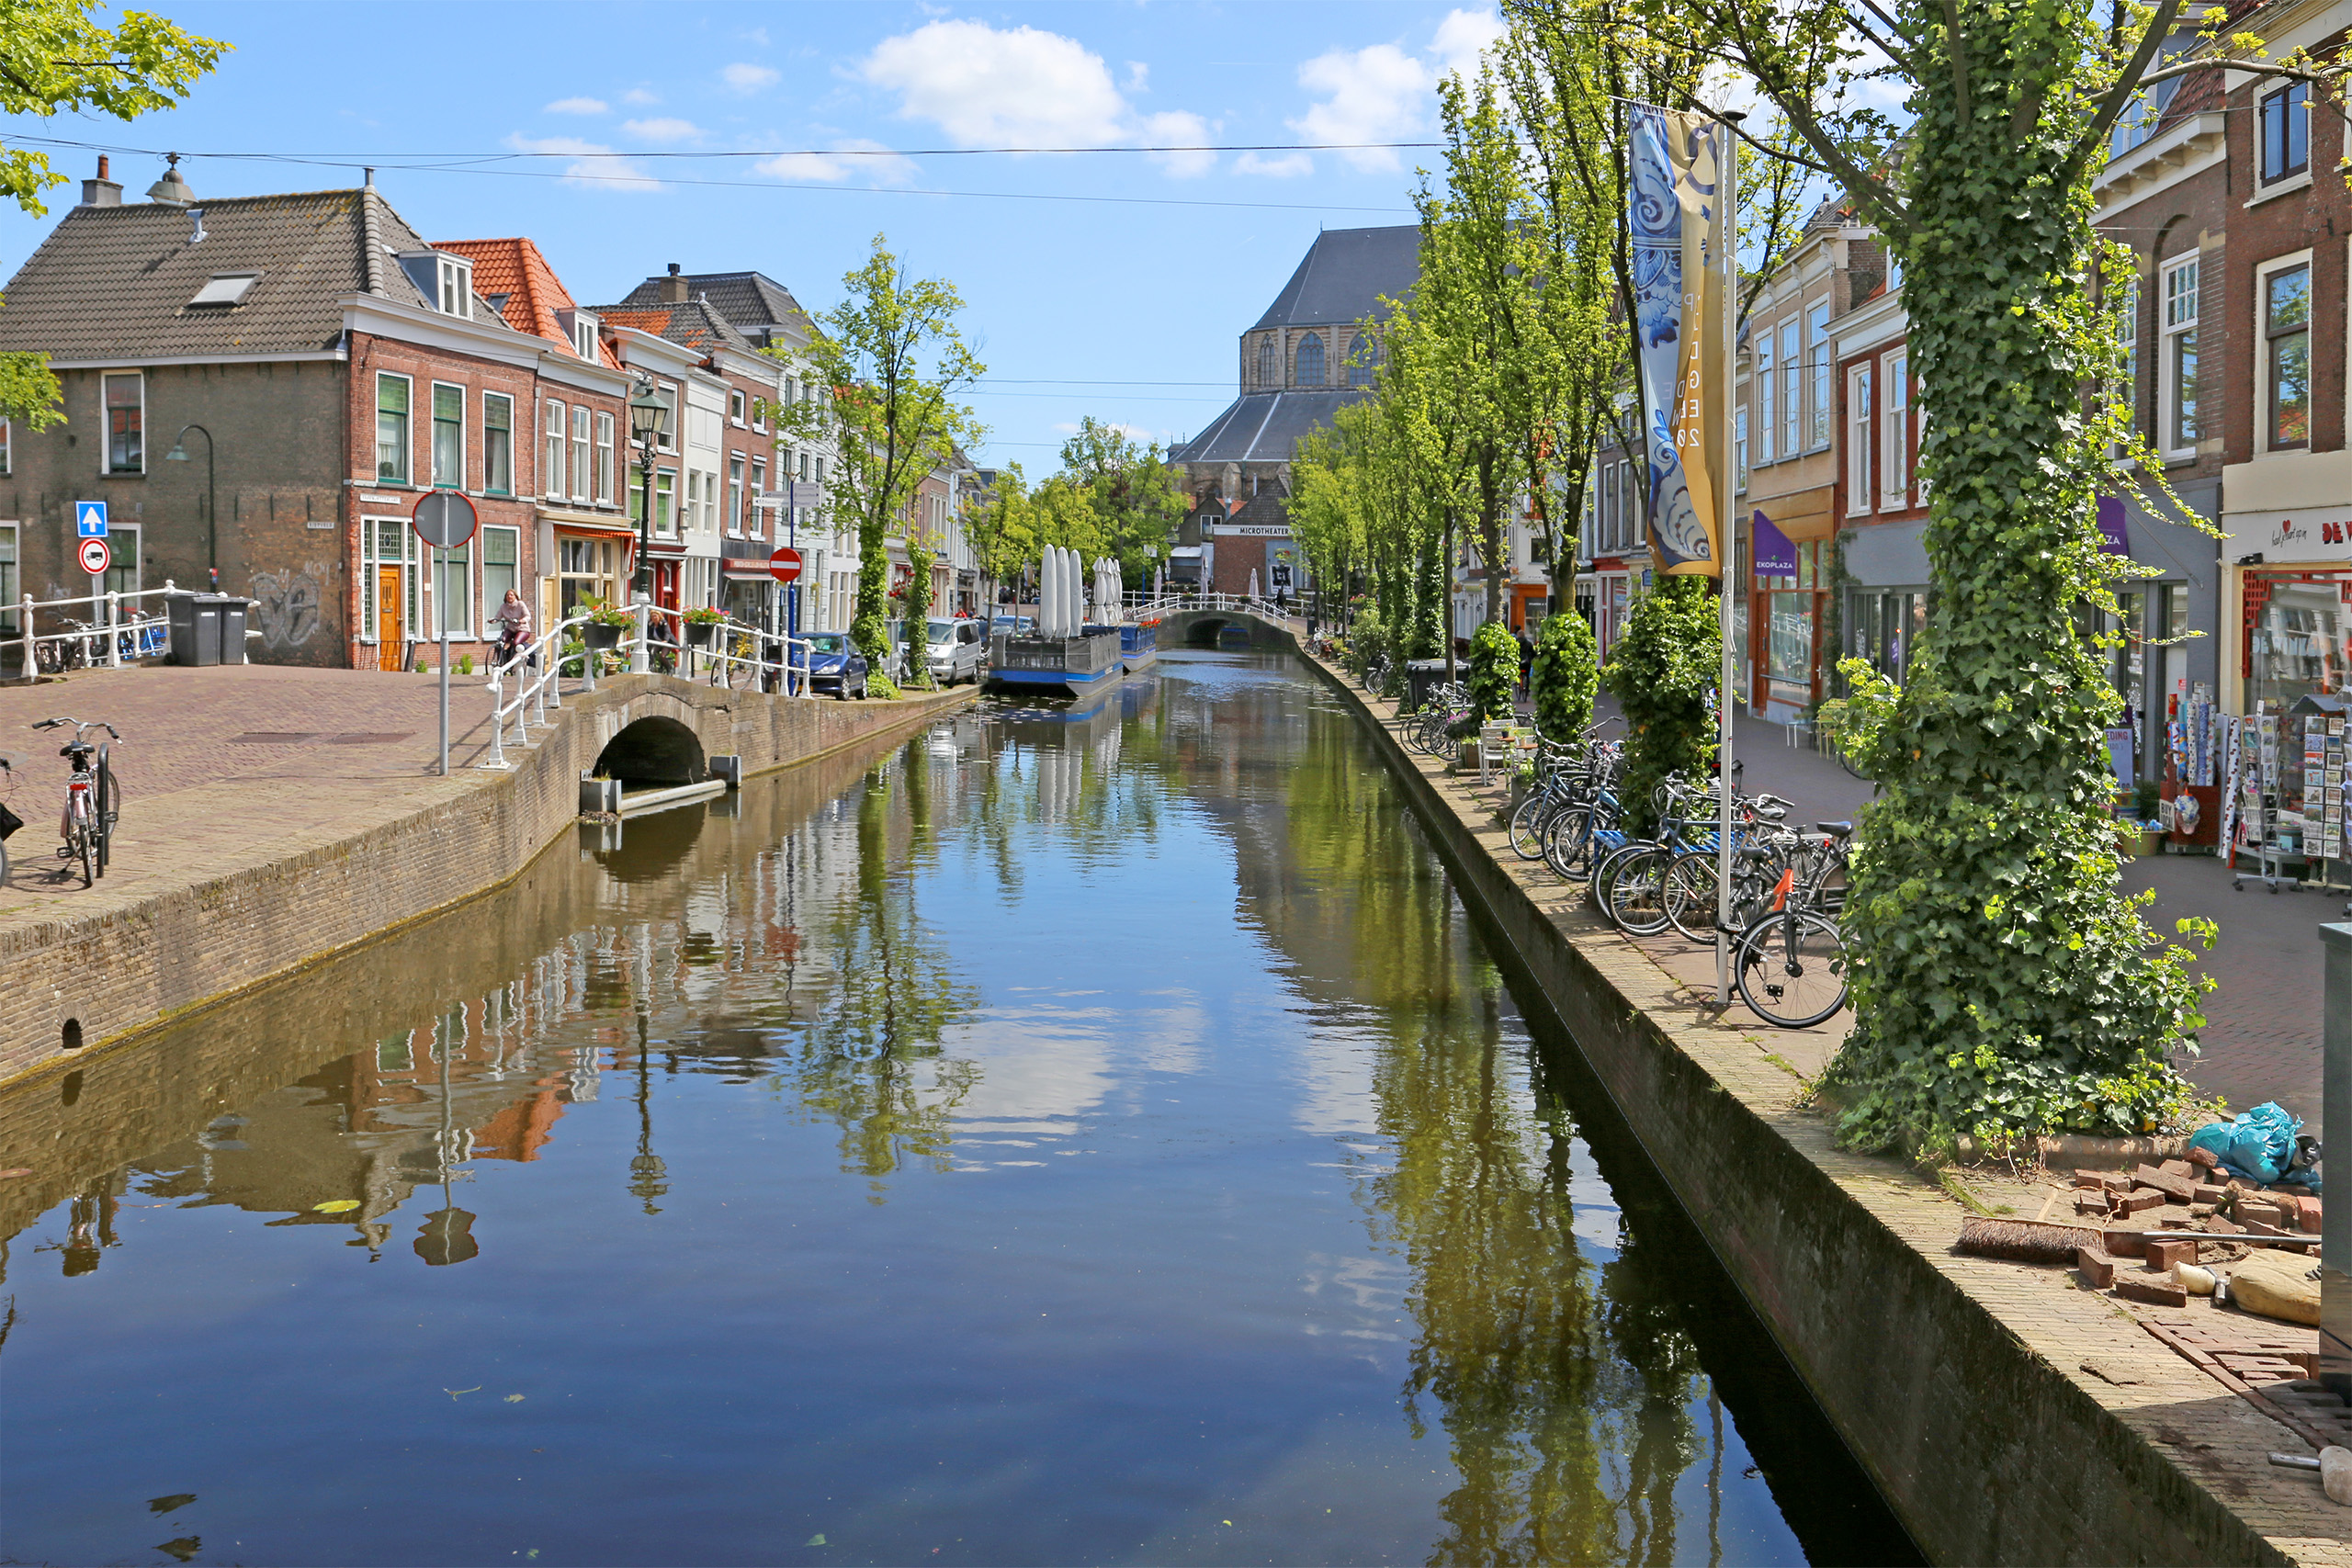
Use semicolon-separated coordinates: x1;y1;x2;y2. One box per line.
627;380;670;599
163;423;217;591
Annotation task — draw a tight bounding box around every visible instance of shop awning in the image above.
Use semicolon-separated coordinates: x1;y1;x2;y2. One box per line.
539;505;636;536
723;563;781;581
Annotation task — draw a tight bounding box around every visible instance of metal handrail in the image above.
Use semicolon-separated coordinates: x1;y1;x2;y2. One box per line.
12;581;210;676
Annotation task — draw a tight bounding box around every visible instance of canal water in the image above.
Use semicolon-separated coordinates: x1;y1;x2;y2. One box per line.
0;651;1914;1567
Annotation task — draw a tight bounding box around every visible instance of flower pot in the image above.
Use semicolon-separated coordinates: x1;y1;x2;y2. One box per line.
684;622;717;649
582;623;622;651
2138;829;2166;858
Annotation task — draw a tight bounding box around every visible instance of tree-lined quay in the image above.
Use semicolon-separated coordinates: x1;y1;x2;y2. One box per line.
0;0;2348;1559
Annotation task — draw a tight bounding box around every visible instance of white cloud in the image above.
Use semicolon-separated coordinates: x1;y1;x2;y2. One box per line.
1141;111;1215;177
721;62;780;94
862;19;1129;144
754;138;921;186
1235;149;1314;178
622;87;661;106
1289;9;1505;171
741;26;771;47
624;117;702;143
544;96;607;116
1124;61;1149;93
504;134;661;193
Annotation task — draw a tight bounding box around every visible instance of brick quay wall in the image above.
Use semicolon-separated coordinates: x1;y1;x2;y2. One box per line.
0;669;975;1085
1295;640;2343;1567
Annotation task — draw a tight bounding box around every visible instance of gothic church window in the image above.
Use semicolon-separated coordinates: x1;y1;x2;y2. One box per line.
1347;334;1381;387
1296;333;1326;386
1256;337;1277;389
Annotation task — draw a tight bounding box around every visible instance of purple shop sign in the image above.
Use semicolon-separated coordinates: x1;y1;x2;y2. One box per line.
1751;511;1798;577
2097;496;2131;556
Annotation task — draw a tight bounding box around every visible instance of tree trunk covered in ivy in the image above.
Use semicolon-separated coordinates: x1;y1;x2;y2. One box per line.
1819;0;2207;1151
1412;527;1446;663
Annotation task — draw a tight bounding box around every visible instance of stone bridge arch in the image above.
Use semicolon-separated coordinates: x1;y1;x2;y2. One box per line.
593;713;706;785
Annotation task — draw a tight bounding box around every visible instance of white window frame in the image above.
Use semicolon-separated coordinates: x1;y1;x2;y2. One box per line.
2160;251;2199;459
594;412;614;504
573;310;598;360
430;380;465;491
750;457;766;539
656;382;679;453
375;372;412;485
543;399;566;501
727;456;745;536
1755;335;1775;464
482;391;514;496
437;256;472;319
479;523;521;637
2256;248;2315;456
1779;317;1800;457
729;389;747;426
360;514;420;645
570;405;592;502
2114;275;2140;445
1848;365;1873;513
433;534;472;639
1806;301;1831;449
102;370;145;475
1881;350;1909;505
1735;406;1747;493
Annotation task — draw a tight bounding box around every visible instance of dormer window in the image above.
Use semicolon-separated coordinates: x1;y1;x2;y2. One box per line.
437;257;471;318
573;310;597;359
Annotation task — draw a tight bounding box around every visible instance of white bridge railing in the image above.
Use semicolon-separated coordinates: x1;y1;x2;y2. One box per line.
9;581;234;677
1122;590;1293;620
478;601;816;770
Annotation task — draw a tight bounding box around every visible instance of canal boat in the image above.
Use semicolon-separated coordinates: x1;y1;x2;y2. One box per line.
1119;615;1160;675
986;626;1127;698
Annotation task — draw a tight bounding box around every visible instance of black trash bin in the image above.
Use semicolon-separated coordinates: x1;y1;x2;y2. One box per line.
166;593;223;666
1402;659;1449;714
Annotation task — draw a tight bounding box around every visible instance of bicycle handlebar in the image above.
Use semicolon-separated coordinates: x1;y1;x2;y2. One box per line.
33;717;119;740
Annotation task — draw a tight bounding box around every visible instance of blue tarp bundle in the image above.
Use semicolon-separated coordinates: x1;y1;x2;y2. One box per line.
2187;1102;2320;1192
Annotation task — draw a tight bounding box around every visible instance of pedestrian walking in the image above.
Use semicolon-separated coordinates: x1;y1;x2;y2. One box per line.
1516;622;1536;696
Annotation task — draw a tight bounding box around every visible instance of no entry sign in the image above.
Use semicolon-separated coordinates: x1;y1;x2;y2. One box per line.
768;547;805;584
78;536;110;576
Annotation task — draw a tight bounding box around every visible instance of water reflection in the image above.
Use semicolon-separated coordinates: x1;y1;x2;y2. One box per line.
0;653;1907;1567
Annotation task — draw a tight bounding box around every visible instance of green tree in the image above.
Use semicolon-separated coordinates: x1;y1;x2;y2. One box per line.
1053;416;1187;584
1466;621;1519;725
897;545;935;688
775;235;984;669
1532;609;1599;740
1601;578;1718;839
1521;0;2230;1147
0;2;229;429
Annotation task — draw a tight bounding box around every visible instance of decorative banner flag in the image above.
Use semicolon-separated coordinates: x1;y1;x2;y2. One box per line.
1627;104;1726;576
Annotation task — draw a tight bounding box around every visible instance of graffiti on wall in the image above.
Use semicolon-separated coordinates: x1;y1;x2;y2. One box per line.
251;561;328;649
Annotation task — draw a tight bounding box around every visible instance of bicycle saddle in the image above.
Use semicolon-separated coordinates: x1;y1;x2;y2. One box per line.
1814;820;1855;839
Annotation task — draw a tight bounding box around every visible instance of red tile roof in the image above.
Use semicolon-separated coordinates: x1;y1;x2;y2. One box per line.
433;236;620;367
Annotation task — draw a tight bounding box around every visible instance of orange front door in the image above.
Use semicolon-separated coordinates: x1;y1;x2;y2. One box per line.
377;567;403;671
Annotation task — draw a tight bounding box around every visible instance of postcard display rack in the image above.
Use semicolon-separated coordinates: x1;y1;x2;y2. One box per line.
2223;699;2350;893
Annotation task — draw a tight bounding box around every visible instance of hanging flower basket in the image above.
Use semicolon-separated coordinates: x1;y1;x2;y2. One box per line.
582;622;622;651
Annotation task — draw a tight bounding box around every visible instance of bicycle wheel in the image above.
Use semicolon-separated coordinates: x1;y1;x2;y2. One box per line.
1587;839;1642;914
1542;805;1595;881
1735;912;1849;1029
1508;793;1556;861
1663;850;1723;942
95;755;113;877
72;818;92;887
1607;847;1675;935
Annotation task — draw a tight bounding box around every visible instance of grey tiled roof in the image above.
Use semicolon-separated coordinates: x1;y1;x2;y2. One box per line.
588;297;762;359
1250;225;1419;331
610;270;815;344
1171;389;1366;464
0;187;526;361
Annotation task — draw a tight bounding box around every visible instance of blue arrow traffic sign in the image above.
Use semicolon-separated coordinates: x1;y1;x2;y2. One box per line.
74;501;107;537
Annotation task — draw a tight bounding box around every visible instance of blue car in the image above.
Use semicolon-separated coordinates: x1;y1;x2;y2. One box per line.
803;631;869;700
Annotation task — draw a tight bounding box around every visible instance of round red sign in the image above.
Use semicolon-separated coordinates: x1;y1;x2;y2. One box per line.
78;536;110;576
768;547;805;584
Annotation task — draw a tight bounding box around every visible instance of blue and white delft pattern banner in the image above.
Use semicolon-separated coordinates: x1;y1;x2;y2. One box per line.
1627;104;1726;577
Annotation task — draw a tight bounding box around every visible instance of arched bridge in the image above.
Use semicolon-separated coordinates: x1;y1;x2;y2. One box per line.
1147;598;1299;653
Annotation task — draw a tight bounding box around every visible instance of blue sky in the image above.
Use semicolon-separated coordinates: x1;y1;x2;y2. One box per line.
0;2;1504;468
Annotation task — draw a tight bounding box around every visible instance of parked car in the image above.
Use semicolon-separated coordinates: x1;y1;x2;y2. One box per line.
803;632;868;700
990;615;1035;637
903;616;985;685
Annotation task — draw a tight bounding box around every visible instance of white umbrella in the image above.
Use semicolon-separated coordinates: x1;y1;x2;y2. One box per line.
1248;568;1261;603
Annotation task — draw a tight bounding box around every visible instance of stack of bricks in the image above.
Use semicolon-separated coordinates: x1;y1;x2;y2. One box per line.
2065;1146;2323;1310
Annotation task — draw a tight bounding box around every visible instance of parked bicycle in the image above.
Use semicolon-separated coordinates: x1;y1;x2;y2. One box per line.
31;716;119;886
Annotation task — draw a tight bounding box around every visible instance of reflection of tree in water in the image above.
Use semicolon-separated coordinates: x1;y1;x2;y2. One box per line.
1273;708;1707;1563
783;756;981;1184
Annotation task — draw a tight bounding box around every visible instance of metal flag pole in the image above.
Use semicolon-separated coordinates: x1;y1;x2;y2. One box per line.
1715;114;1742;1006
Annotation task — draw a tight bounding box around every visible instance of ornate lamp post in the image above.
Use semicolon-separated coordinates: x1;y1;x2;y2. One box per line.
627;380;671;599
163;424;217;591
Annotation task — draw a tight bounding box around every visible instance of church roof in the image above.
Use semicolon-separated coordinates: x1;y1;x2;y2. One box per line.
1250;225;1419;330
1170;389;1363;465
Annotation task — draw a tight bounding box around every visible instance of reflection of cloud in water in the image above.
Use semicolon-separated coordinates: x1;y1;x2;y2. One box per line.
1291;1028;1382;1137
1297;1251;1411;1353
947;1005;1118;1134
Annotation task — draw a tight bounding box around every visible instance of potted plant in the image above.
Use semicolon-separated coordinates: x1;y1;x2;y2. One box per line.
581;599;630;651
682;604;726;648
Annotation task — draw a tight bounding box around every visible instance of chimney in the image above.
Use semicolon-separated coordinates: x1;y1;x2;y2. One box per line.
188;208;207;243
145;152;194;207
80;154;121;208
659;261;688;304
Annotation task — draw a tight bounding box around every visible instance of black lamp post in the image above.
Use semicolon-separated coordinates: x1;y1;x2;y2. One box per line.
627;380;670;598
163;423;217;591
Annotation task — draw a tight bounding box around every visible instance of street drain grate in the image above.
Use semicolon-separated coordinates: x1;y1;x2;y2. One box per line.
228;733;320;744
325;732;413;744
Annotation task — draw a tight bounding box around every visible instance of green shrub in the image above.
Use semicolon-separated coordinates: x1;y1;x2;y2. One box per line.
1349;606;1393;680
1465;621;1516;724
1532;610;1598;741
457;654;474;676
867;671;903;701
1601;577;1717;839
413;657;427;674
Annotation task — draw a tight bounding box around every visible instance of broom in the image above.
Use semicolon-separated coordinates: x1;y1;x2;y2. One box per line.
1957;1192;2098;1265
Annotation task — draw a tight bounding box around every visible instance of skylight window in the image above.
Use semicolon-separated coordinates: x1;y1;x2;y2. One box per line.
187;272;259;308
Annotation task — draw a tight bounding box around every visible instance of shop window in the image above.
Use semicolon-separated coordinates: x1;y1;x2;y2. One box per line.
431;383;463;489
2265;262;2311;450
482;393;513;495
2161;254;2199;454
375;374;410;483
2244;570;2350;709
2260;83;2309;184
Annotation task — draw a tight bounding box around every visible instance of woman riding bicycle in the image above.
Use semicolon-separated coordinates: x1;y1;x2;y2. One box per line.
494;589;533;670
